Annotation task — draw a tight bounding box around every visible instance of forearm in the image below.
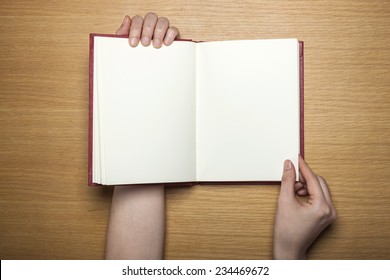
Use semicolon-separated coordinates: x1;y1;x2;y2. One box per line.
105;185;165;259
273;242;307;260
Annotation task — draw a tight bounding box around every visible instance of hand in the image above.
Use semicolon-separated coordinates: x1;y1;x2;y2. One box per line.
116;12;180;48
273;155;337;259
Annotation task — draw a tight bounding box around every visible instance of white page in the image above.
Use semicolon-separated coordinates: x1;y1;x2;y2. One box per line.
196;39;300;181
94;37;197;185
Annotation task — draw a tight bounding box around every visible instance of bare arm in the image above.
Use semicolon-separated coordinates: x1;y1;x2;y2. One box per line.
105;185;165;259
105;13;180;260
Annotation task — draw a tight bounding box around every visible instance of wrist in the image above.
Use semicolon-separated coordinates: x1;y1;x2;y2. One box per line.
273;246;306;260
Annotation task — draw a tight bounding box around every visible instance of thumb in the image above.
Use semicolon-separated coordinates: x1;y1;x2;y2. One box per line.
116;15;131;35
279;160;296;201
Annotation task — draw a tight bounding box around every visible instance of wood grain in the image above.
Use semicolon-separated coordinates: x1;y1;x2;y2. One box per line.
0;0;389;259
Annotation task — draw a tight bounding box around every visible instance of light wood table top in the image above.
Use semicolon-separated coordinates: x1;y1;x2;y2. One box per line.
0;0;389;259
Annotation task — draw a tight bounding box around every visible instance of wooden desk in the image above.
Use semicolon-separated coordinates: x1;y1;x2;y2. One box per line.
0;0;389;259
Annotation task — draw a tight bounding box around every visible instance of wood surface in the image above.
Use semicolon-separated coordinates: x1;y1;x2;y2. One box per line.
0;0;389;259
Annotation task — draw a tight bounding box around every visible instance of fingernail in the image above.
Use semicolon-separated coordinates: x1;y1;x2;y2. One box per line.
153;38;162;48
130;37;138;47
298;189;306;196
141;36;150;46
164;36;172;46
284;160;292;170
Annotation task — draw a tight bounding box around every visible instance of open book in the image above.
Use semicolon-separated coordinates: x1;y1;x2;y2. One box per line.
89;34;304;186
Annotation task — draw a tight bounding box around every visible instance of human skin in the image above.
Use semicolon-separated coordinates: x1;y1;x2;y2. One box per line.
105;13;179;260
105;13;336;260
273;156;337;259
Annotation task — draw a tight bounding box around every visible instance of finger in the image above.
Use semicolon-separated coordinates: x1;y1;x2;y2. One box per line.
299;155;325;200
294;182;308;196
294;181;304;192
298;155;307;184
297;188;308;196
279;160;297;201
152;17;169;48
317;176;335;210
129;15;143;47
164;26;180;46
116;15;131;35
141;12;158;46
317;176;337;223
299;172;306;185
298;173;307;196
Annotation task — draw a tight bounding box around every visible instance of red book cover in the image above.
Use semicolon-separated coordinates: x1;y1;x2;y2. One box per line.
88;34;304;186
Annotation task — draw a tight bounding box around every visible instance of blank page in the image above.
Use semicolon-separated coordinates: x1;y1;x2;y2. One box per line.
93;37;197;185
196;39;300;181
